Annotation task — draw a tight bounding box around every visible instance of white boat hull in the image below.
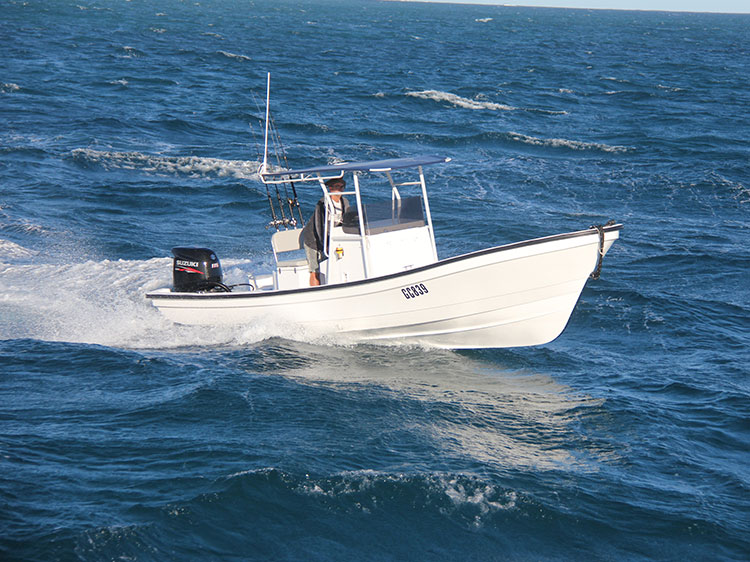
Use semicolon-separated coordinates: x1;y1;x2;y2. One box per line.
146;225;621;349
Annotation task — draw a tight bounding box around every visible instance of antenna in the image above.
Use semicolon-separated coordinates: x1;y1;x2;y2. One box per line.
261;72;271;176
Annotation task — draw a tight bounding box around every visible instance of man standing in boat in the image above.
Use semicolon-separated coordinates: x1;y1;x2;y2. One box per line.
302;177;350;286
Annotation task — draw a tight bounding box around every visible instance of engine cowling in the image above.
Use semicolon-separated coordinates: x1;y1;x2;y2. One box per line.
171;247;225;292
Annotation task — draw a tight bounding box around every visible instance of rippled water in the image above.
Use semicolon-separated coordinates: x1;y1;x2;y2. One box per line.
1;0;748;560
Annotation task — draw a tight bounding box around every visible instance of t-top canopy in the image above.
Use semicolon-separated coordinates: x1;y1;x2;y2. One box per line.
261;155;450;182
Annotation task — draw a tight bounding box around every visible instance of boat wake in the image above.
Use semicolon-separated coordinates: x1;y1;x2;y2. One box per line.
0;249;316;349
70;148;261;180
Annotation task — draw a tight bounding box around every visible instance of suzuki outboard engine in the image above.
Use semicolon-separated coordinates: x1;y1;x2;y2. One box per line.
171;247;229;292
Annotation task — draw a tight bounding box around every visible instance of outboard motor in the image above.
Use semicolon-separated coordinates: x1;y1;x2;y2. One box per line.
171;247;229;292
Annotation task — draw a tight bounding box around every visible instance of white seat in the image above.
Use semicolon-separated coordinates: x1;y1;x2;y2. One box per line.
271;229;307;268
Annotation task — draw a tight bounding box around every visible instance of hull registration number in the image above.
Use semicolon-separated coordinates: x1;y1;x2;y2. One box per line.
401;283;429;300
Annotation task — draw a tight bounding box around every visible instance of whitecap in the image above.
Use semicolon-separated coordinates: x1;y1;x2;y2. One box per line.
657;84;685;92
217;50;251;62
407;90;566;115
120;45;143;58
475;18;493;22
1;82;20;93
507;131;631;153
407;90;516;111
70;148;262;180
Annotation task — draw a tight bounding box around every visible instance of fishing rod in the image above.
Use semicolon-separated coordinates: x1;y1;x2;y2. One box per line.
269;112;304;227
268;120;289;229
269;114;303;228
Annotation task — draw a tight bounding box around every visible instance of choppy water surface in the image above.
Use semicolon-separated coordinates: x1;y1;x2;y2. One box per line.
1;0;748;559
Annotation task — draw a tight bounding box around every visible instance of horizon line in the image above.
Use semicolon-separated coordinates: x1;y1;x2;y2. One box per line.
383;0;750;16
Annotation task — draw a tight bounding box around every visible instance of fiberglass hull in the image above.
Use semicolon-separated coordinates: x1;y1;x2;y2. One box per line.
146;224;621;349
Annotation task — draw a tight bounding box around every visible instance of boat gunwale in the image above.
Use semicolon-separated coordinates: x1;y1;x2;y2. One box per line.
146;223;622;301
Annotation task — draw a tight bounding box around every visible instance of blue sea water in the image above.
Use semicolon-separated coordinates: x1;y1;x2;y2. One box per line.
1;0;749;559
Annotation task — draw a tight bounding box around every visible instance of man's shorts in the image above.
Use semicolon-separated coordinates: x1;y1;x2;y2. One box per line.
305;245;322;273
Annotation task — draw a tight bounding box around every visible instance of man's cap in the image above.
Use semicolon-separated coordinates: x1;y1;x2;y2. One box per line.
325;177;346;189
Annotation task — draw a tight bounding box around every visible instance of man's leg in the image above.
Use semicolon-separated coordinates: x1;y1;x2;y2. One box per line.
305;245;321;286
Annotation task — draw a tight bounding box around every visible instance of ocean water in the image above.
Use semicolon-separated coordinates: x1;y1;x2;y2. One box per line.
1;0;748;559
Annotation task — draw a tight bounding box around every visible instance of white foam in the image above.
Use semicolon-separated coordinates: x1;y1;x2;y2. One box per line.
657;84;685;92
407;90;567;115
442;477;516;513
0;239;36;260
1;82;20;93
217;50;251;62
507;131;631;153
408;90;516;112
120;46;142;58
475;17;493;22
71;148;261;180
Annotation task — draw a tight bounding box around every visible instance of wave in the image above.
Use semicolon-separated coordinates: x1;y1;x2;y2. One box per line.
0;204;49;235
65;468;532;559
223;469;519;524
70;149;261;180
407;90;567;115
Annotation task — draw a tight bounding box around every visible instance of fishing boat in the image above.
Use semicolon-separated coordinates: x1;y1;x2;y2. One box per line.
146;78;622;349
